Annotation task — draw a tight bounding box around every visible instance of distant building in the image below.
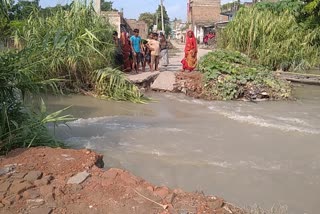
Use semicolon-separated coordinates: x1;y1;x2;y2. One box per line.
100;12;148;39
101;11;132;36
125;19;148;39
170;19;187;41
187;0;228;43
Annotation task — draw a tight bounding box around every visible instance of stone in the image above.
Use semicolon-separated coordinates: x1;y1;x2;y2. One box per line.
0;164;16;176
2;195;16;206
154;186;169;199
29;207;53;214
24;171;43;182
12;172;27;179
9;181;33;194
0;203;4;208
67;171;90;185
208;198;224;210
146;186;154;192
39;185;54;197
34;175;53;186
27;198;45;207
0;181;11;192
0;192;6;201
151;71;176;92
23;189;40;199
70;184;83;192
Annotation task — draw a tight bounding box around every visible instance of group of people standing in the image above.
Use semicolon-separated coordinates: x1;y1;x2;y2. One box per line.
113;29;169;73
113;29;199;73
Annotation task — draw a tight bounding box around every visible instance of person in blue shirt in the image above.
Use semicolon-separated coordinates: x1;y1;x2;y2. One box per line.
130;29;144;73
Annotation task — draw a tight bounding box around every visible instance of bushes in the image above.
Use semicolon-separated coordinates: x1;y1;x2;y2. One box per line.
0;2;145;153
12;2;144;102
219;7;320;71
198;50;291;100
0;50;74;154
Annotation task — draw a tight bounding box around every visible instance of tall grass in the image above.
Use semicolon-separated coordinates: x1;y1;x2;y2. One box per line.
0;50;74;154
14;2;144;102
15;2;115;88
219;7;320;71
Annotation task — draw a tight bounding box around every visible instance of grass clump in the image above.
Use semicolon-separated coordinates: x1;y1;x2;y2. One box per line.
219;7;320;71
198;50;291;100
13;2;144;102
0;50;74;155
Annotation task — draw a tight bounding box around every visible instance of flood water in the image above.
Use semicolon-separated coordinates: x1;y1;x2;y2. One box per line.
45;85;320;214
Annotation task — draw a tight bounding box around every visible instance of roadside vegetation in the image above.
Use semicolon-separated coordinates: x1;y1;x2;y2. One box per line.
198;50;291;100
219;0;320;71
191;0;320;100
0;1;144;154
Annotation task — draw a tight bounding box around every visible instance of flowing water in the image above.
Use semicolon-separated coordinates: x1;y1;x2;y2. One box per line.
46;85;320;214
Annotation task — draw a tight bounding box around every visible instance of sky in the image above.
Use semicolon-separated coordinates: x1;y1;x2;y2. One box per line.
39;0;231;21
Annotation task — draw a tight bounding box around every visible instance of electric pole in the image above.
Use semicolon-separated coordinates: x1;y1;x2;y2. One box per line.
160;0;164;32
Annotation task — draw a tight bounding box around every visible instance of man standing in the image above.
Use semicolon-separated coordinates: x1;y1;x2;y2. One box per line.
130;29;143;73
148;33;160;72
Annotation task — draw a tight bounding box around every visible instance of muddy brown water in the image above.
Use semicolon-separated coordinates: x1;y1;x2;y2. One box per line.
45;84;320;214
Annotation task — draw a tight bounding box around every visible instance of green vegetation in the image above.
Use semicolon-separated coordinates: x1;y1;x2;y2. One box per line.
0;1;145;154
138;5;172;35
12;2;143;101
198;50;291;100
219;7;320;71
0;50;74;154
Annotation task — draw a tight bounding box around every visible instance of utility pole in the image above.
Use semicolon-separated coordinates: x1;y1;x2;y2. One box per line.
160;0;164;32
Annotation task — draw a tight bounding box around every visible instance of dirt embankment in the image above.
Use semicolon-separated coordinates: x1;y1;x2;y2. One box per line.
0;147;244;214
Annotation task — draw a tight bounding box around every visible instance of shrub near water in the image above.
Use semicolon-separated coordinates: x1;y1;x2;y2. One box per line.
198;50;291;100
14;2;144;102
219;7;320;71
0;50;74;154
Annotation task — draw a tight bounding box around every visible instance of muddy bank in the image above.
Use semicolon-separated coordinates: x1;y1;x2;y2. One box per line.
0;147;244;214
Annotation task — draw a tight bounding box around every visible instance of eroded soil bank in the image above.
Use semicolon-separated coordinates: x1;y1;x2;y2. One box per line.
0;147;244;214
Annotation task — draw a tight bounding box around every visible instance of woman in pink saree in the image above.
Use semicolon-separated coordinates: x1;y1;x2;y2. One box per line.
181;30;198;72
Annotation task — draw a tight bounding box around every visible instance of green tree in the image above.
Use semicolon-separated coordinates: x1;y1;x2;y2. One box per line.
9;0;40;20
138;12;155;30
303;0;320;26
155;5;171;34
101;0;113;11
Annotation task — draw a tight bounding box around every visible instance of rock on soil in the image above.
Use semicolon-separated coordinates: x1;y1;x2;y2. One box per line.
151;71;176;92
0;147;245;214
67;171;90;185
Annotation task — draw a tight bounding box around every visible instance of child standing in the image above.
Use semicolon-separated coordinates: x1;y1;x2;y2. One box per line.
148;33;160;72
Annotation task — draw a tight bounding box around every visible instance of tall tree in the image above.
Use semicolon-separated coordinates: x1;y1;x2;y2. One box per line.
156;5;169;30
303;0;320;26
138;12;155;29
101;0;113;11
9;0;40;20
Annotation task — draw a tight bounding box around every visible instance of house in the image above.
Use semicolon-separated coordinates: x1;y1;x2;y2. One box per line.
125;19;148;39
188;0;228;43
170;19;187;40
101;11;133;36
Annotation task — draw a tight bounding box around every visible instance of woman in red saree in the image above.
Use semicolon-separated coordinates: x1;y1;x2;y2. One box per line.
181;30;198;72
120;32;132;72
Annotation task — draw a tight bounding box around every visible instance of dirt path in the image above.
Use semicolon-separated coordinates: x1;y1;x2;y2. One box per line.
0;147;244;214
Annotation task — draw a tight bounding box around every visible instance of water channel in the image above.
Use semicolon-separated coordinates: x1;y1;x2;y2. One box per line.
45;84;320;214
